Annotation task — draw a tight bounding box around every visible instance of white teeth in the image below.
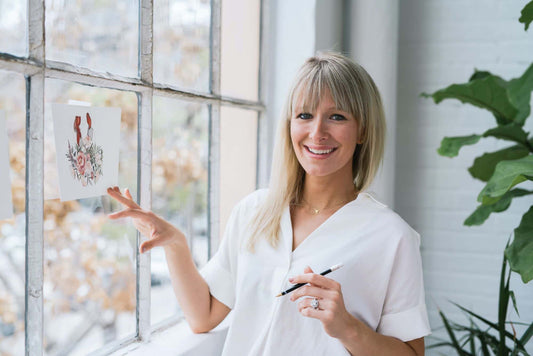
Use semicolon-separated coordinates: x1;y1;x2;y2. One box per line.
308;147;334;155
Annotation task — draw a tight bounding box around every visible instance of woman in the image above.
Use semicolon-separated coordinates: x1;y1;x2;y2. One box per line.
108;52;430;355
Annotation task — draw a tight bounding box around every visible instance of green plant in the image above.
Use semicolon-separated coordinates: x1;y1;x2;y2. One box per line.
422;2;533;355
423;2;533;284
428;244;533;356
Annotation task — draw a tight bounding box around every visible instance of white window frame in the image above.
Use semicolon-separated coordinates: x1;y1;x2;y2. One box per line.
0;0;270;354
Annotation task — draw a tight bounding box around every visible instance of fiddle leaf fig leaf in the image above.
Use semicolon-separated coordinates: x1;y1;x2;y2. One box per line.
438;135;481;157
505;206;533;283
465;189;533;226
482;124;529;146
422;74;516;124
519;0;533;31
478;155;533;204
469;69;493;82
507;62;533;125
468;141;532;182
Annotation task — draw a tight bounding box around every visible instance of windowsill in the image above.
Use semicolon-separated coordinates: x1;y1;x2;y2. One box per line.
109;317;230;356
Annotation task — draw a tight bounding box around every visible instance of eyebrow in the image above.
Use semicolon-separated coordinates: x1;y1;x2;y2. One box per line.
294;106;345;112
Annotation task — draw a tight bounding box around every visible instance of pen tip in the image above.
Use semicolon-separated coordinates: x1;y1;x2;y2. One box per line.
275;293;281;297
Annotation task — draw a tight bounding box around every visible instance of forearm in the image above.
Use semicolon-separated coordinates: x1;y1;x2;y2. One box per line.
163;241;213;331
339;315;422;356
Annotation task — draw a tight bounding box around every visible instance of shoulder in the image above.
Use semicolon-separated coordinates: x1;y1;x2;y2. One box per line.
233;189;269;211
228;189;269;221
357;192;420;246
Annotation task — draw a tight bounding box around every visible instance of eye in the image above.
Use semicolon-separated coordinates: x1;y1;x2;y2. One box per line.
331;114;347;121
297;113;312;120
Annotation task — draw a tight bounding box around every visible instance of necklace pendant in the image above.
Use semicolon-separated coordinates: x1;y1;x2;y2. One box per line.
312;208;320;215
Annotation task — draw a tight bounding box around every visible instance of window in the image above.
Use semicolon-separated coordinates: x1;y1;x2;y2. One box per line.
0;0;267;354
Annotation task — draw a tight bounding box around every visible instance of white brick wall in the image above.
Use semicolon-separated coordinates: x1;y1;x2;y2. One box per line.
396;0;533;353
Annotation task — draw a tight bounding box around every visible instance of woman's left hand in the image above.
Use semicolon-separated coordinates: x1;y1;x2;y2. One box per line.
289;266;357;340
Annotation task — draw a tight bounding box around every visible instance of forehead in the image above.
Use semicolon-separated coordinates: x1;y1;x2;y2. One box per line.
292;84;349;114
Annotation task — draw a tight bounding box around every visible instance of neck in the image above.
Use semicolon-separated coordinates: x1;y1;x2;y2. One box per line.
300;174;357;209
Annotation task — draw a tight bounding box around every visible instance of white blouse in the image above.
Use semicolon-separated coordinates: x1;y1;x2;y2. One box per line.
201;189;431;355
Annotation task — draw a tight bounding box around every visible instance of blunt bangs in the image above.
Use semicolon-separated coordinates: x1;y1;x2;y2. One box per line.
288;59;365;127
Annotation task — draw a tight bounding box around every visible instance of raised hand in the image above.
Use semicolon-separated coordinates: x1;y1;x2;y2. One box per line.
107;186;186;253
289;266;357;340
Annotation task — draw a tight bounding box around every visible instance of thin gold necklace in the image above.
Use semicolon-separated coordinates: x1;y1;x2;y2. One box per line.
292;192;358;215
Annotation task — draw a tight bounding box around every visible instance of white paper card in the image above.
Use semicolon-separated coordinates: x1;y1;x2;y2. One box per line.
0;110;13;219
52;104;121;201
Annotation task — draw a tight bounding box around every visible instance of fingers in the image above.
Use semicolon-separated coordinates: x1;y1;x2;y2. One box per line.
298;296;329;312
108;208;152;221
289;268;340;291
299;305;326;319
289;285;330;301
139;238;159;254
124;188;134;200
107;186;139;209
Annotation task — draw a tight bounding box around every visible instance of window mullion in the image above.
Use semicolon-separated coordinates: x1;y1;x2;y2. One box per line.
208;0;221;258
25;0;45;354
256;0;271;189
137;0;153;342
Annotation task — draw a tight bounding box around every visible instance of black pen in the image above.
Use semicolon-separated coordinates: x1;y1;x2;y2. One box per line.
275;263;344;297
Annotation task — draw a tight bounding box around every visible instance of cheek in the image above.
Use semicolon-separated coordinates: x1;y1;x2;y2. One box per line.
289;122;303;148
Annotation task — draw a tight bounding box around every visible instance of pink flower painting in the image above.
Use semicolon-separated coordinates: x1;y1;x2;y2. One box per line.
66;113;103;186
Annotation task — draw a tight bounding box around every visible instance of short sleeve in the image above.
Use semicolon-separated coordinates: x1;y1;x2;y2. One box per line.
376;229;431;341
200;205;241;309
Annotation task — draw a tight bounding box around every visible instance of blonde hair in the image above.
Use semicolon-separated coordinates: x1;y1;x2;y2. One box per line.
247;52;386;251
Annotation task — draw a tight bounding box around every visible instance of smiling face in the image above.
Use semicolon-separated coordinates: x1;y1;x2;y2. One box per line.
290;89;362;181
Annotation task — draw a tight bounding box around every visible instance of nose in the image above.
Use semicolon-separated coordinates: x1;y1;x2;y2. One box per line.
309;116;328;142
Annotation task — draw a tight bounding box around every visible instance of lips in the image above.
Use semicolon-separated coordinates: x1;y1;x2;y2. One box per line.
304;145;337;157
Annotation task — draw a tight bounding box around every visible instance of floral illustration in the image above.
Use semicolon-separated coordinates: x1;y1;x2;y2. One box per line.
66;113;103;186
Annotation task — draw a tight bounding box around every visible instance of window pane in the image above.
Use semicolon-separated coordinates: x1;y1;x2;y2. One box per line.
45;0;138;78
154;0;211;92
0;70;26;355
220;107;257;235
221;0;260;101
0;0;27;56
43;79;138;355
151;96;208;325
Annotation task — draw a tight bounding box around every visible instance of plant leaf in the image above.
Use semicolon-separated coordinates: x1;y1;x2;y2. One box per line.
519;0;533;30
507;62;533;125
506;206;533;283
482;124;530;146
438;135;482;157
499;251;511;353
509;290;520;318
464;189;533;226
469;145;530;182
438;310;472;355
452;302;528;350
477;155;533;204
468;320;476;355
519;322;533;346
469;69;494;82
422;75;516;125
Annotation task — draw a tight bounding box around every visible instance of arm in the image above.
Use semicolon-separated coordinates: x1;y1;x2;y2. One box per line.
289;266;424;355
337;315;424;355
107;187;230;333
163;243;230;333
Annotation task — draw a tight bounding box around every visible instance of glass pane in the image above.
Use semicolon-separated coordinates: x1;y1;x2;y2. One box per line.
220;0;260;101
0;0;27;56
220;107;257;236
154;0;211;92
151;96;208;325
43;79;138;355
45;0;138;78
0;70;26;355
